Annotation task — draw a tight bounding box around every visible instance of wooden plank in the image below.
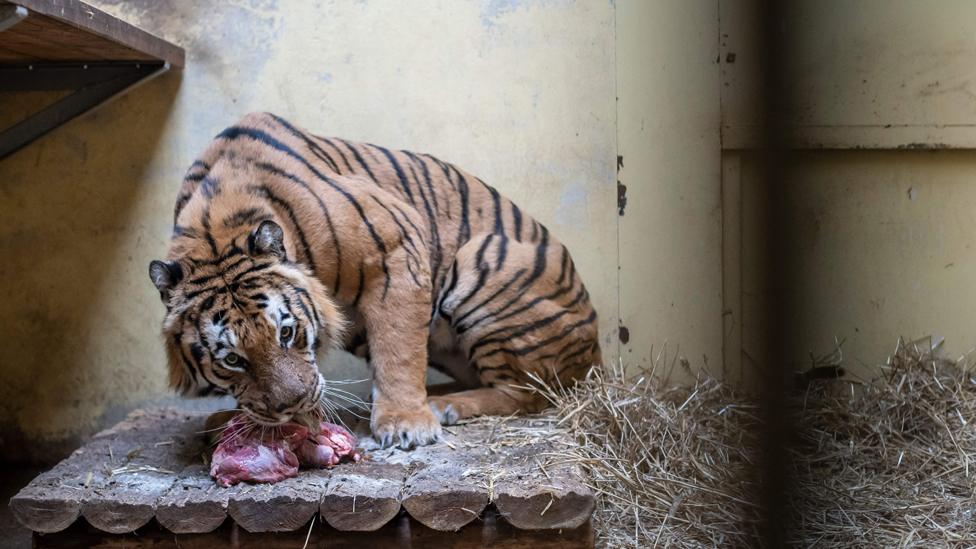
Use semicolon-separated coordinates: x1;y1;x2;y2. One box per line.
10;408;204;534
320;462;406;531
80;409;205;533
391;428;492;532
226;470;331;533
33;508;595;548
9;0;184;66
492;445;595;530
7;454;87;533
156;464;231;534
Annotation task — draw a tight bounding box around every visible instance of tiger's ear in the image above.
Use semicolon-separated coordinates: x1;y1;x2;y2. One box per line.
248;220;286;259
149;260;183;299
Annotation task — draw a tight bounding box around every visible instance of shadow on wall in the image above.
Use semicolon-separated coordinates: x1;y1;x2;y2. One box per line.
0;71;182;464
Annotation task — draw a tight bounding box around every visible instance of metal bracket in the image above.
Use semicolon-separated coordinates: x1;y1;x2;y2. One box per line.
0;61;168;159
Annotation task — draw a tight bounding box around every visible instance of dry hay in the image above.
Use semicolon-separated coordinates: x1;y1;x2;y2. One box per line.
523;358;763;548
792;337;976;547
512;336;976;547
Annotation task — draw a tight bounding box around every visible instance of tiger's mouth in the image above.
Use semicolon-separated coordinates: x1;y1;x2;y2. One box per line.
240;380;324;426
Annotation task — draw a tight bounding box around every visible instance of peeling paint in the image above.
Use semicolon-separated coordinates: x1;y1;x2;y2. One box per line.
618;325;630;344
617;180;627;216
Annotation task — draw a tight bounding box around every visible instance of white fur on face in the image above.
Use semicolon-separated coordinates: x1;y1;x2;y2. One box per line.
205;316;248;372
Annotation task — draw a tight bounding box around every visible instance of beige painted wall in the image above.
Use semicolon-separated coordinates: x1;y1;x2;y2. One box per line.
0;0;623;461
616;0;724;380
775;151;976;379
720;1;976;381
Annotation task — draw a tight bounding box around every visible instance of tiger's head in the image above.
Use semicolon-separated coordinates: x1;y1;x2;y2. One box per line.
149;220;346;425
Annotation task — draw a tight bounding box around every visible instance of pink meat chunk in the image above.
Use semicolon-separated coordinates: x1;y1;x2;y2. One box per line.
210;415;362;487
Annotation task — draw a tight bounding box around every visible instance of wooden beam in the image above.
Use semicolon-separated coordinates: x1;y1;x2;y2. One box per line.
8;0;184;66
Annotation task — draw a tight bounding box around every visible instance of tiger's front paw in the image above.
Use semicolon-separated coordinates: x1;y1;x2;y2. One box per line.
371;404;442;449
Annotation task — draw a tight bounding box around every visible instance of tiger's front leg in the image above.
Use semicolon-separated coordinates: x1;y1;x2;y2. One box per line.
358;248;441;449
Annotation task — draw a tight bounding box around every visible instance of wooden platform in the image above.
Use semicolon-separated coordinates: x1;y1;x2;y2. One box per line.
9;408;595;547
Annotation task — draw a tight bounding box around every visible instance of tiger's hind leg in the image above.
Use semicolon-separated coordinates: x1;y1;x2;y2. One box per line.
428;232;601;425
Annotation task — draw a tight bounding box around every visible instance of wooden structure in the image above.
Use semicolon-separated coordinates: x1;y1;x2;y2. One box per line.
0;0;184;158
10;408;595;547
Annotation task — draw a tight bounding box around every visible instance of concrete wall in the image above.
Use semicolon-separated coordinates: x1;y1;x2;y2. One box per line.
0;0;629;462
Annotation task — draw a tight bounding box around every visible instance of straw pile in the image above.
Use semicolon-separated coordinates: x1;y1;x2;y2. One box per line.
790;337;976;546
525;358;763;547
522;336;976;547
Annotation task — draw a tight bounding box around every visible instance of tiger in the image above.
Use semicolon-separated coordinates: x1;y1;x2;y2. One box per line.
149;112;601;449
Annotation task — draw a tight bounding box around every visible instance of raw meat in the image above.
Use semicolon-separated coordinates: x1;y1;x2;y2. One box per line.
210;415;361;487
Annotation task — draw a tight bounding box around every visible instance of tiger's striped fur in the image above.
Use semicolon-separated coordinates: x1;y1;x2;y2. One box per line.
150;112;601;448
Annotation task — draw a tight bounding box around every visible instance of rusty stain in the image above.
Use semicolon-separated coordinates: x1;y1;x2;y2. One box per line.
725;52;736;63
618;325;630;345
617;180;627;216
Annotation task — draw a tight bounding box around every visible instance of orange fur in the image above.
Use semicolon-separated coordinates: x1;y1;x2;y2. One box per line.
150;113;601;448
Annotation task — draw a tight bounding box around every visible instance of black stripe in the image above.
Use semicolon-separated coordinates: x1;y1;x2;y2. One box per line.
495;233;508;271
533;337;587;363
247;183;317;269
201;176;220;198
175;331;203;389
218;126;389;292
374;145;416;204
556;245;571;286
220;255;251;276
519;226;549;291
267;114;340;172
201;204;219;255
454;267;526;332
250;162;340;291
292;287;323;327
223;207;269;229
316;135;353;172
401;154;443;280
231;261;274;282
188;272;221;286
511;203;523;241
455;168;471;249
469;284;589;355
485;183;504;234
369;196;424;289
183;172;208;183
469;271;577;333
352;262;365;308
184;286;219;301
174;193;192;221
474;309;597;361
403;151;439;216
337;138;379;182
172;225;197;238
449;235;495;315
436;262;459;320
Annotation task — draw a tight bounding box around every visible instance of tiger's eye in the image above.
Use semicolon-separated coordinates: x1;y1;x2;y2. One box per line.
224;353;240;365
281;326;293;340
